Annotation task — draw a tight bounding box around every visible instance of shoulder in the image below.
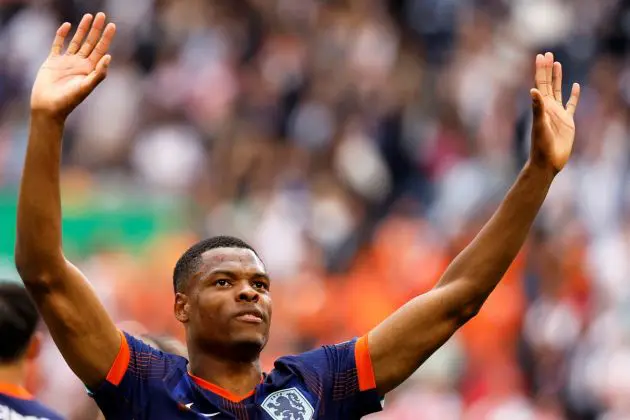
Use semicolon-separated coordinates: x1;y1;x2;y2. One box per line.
91;331;187;393
276;338;367;375
117;331;189;380
266;337;383;418
89;333;190;417
123;332;186;363
271;338;361;383
277;339;358;365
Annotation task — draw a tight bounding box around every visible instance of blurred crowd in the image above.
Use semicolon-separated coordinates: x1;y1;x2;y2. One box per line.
2;0;630;418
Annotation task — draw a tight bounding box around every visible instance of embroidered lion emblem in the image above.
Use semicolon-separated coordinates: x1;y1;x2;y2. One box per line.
261;388;314;420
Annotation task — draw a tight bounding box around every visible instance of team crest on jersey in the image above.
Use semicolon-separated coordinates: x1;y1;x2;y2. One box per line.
261;387;314;420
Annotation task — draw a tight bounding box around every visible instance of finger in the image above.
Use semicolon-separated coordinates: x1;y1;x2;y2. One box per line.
531;88;545;126
534;54;550;96
553;62;563;104
80;54;111;96
86;54;111;89
66;14;93;55
89;22;116;64
544;52;554;97
78;12;107;58
50;22;71;56
84;54;112;91
566;83;581;117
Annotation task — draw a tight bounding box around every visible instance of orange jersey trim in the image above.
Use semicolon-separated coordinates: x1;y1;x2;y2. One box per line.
106;330;131;386
189;373;262;403
0;382;33;400
355;335;377;391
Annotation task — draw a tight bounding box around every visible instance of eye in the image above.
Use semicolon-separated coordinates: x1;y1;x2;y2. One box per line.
254;281;269;291
215;279;231;288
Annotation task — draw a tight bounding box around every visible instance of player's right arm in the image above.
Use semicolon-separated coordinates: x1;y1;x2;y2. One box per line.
14;13;119;389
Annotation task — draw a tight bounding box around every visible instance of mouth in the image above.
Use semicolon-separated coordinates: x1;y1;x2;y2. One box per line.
234;309;264;324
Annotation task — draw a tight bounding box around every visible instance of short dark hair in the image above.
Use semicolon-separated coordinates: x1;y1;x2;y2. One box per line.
0;282;39;362
173;236;258;293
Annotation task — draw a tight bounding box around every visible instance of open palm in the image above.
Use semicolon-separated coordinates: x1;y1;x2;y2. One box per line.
31;13;116;119
529;53;581;174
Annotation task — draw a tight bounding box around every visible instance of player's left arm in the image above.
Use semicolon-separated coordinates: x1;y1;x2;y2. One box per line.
366;53;581;396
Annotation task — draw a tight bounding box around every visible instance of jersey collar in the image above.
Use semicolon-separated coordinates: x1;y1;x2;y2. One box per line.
188;372;263;403
0;382;33;400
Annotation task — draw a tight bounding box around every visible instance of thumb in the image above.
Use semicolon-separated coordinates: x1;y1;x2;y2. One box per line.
530;88;545;122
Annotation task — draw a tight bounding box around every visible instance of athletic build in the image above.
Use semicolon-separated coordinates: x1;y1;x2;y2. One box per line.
15;13;581;419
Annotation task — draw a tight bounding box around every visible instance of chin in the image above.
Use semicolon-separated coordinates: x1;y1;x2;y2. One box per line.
234;332;266;348
230;332;267;356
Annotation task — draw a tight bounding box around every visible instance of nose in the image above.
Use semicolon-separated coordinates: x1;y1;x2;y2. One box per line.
236;283;259;303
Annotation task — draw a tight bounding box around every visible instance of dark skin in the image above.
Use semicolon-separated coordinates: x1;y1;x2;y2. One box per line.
16;13;581;400
174;248;272;396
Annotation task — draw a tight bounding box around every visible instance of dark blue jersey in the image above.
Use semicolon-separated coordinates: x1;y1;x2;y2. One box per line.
0;384;64;419
90;331;383;419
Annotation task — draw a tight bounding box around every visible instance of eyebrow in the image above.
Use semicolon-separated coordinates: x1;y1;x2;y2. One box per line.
204;270;270;282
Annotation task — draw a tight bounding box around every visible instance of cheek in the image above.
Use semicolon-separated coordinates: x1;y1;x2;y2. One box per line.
195;290;227;323
263;294;273;318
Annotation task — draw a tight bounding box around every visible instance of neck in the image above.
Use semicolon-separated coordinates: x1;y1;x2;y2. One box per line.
188;350;262;398
0;360;27;388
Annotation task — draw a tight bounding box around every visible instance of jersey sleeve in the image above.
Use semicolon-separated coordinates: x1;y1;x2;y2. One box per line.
290;335;383;418
87;330;175;418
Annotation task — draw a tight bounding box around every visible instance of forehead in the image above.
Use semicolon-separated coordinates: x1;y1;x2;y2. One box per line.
198;247;266;275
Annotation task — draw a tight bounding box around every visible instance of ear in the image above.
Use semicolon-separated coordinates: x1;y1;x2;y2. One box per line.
25;332;42;361
174;292;190;323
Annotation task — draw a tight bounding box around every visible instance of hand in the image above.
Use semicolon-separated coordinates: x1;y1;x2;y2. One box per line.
529;52;581;174
30;13;116;120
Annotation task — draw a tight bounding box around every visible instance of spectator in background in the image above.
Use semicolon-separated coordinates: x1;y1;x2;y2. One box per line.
0;282;63;419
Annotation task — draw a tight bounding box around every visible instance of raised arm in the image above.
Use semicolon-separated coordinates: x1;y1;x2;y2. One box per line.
15;13;119;388
366;53;581;395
